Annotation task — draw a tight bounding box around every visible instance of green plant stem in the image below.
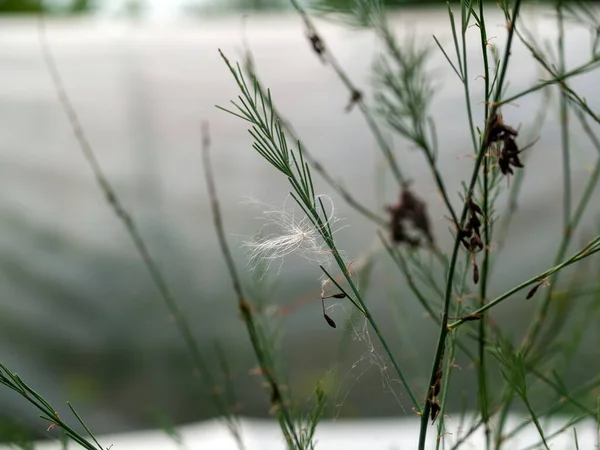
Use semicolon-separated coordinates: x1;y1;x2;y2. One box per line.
378;232;479;361
517;416;585;450
494;393;514;450
38;15;240;436
504;374;600;440
448;235;600;330
435;334;458;450
417;3;523;448
0;363;101;450
460;2;478;155
557;1;571;233
290;0;407;188
521;102;600;356
476;1;492;447
202;123;302;449
319;250;422;413
241;54;388;228
522;397;550;450
498;58;600;107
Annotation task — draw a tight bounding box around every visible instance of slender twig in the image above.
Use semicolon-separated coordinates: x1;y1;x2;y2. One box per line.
201;122;304;449
517;415;585;450
37;14;243;439
557;1;571;234
448;236;600;329
417;3;523;449
521;104;600;357
241;53;387;228
504;373;600;440
459;1;479;156
498;52;600;105
0;362;102;450
289;0;407;188
379;231;482;360
522;397;550;450
476;2;492;447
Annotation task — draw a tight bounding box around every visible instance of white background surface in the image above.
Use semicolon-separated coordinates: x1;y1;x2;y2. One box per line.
5;416;598;450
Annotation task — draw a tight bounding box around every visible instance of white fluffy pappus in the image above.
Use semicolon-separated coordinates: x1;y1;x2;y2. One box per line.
242;195;346;275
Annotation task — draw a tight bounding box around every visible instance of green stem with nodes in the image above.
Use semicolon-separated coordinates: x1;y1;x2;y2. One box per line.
476;1;492;447
459;2;479;155
290;0;407;188
498;58;600;107
557;0;571;233
417;3;522;448
504;373;600;441
519;416;586;450
522;397;551;450
521;107;600;356
202;123;302;449
448;236;600;330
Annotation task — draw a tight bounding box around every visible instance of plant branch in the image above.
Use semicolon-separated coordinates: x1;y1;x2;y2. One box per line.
418;3;523;447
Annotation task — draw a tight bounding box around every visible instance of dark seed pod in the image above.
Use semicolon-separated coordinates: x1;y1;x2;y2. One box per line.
510;153;524;168
468;214;481;235
473;261;479;284
504;136;520;154
324;314;337;328
468;198;483;216
430;401;441;424
526;282;542;300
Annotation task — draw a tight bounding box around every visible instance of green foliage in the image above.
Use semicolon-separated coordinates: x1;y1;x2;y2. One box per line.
66;0;96;14
0;417;35;450
0;362;103;450
0;0;96;14
0;0;45;13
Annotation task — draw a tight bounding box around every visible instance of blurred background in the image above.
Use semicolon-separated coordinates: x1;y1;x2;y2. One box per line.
0;0;599;443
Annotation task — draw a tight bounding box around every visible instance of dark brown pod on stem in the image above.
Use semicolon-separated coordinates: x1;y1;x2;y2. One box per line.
324;314;337;328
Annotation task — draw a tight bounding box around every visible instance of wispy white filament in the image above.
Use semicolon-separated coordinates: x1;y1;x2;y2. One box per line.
243;196;343;274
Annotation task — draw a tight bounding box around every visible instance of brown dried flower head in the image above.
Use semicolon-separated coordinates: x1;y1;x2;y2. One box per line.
386;187;435;248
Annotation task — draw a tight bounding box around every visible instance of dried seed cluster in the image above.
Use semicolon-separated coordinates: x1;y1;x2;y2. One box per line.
486;112;524;176
457;198;485;284
386;188;434;248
